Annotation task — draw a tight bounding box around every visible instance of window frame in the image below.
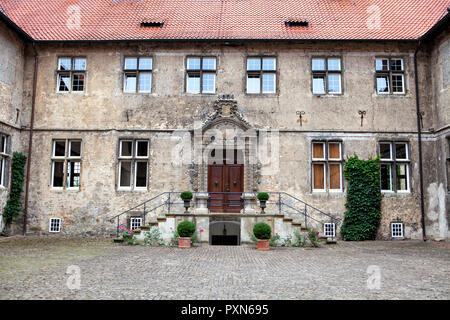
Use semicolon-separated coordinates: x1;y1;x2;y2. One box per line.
123;56;153;93
375;57;406;95
246;56;277;95
391;222;404;238
56;57;86;93
50;139;82;190
378;141;411;193
311;140;344;193
324;223;336;237
117;139;149;191
0;133;10;188
185;56;217;94
311;56;343;95
49;218;62;233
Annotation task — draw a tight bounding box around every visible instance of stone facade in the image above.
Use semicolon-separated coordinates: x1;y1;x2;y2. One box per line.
0;18;448;241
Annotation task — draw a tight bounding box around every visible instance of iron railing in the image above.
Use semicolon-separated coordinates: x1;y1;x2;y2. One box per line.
109;191;342;237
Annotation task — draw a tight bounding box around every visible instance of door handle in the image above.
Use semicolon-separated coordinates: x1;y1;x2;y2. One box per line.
233;181;237;185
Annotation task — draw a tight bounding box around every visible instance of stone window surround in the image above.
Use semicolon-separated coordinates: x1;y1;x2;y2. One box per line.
56;56;87;93
185;55;217;94
50;139;82;191
311;56;343;95
117;138;150;192
122;56;153;93
0;132;10;188
374;56;406;95
378;140;411;193
245;55;278;95
311;140;344;193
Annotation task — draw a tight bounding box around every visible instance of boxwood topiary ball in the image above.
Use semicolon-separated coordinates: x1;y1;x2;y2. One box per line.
177;221;196;237
253;222;272;239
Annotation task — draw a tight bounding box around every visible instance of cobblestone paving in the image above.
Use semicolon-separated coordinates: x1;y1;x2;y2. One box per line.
0;237;449;300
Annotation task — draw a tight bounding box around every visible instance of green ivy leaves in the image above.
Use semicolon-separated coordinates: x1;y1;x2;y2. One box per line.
3;152;27;223
341;156;382;241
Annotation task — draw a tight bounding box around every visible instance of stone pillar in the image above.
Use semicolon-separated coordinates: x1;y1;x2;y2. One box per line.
241;192;258;214
194;216;209;243
194;192;209;214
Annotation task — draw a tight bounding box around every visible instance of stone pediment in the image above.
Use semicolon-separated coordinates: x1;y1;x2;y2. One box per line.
202;94;252;131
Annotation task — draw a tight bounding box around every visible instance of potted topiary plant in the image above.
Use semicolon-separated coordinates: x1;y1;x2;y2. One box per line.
180;191;193;213
177;220;196;248
257;192;270;214
253;222;272;251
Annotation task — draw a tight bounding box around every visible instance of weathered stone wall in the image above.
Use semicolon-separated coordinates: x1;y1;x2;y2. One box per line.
7;39;447;239
0;20;27;233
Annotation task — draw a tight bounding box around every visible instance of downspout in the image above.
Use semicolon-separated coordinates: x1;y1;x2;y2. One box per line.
23;43;38;235
414;40;427;242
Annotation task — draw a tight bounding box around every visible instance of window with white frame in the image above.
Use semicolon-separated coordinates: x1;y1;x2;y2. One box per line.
324;223;336;237
186;57;216;94
246;57;276;94
378;141;410;193
312;57;342;94
118;139;149;190
49;218;61;232
130;217;142;230
123;57;152;93
51;139;82;190
312;141;343;192
391;222;404;238
57;57;86;92
447;138;450;193
375;58;405;94
0;133;10;187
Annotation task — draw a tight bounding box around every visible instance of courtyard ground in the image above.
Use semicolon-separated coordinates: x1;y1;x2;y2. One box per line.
0;236;448;300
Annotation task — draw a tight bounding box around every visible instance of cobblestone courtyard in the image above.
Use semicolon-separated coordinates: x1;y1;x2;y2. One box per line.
0;237;449;300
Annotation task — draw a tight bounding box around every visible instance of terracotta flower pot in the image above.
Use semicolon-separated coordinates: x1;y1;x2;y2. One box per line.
257;239;270;251
178;237;191;248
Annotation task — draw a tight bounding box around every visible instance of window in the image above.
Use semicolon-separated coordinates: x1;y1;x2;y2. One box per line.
391;222;404;238
130;217;142;230
312;141;343;192
0;133;10;187
118;139;149;190
51;139;82;190
49;218;61;233
375;58;405;94
186;57;216;94
246;57;276;94
447;138;450;192
312;57;342;94
123;57;152;93
324;223;336;237
378;142;410;193
57;57;86;92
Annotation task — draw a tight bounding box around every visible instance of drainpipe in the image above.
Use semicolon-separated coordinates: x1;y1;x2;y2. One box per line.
23;43;38;235
414;41;426;242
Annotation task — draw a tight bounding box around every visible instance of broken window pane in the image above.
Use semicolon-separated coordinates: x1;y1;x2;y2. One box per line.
329;163;341;190
139;58;152;70
124;58;138;70
135;162;147;188
67;161;81;188
120;141;132;157
58;58;71;71
376;76;389;93
312;75;326;94
379;143;391;159
313;163;325;190
380;164;392;191
138;72;151;92
52;161;64;187
247;74;260;93
187;74;200;93
54;140;66;157
72;74;85;91
396;164;408;191
119;161;132;187
328;74;341;94
136;141;148;157
262;73;275;93
124;74;137;92
70;141;81;157
58;74;70;92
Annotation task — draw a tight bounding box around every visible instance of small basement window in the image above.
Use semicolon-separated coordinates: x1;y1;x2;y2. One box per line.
49;218;61;233
130;217;142;230
391;222;404;238
324;223;336;237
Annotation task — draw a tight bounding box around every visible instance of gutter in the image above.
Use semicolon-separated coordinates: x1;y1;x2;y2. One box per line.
23;43;38;235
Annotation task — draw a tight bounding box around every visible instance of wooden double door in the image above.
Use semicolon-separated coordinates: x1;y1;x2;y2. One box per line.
208;164;244;213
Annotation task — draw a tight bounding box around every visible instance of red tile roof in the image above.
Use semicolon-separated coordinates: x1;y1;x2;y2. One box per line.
0;0;449;41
